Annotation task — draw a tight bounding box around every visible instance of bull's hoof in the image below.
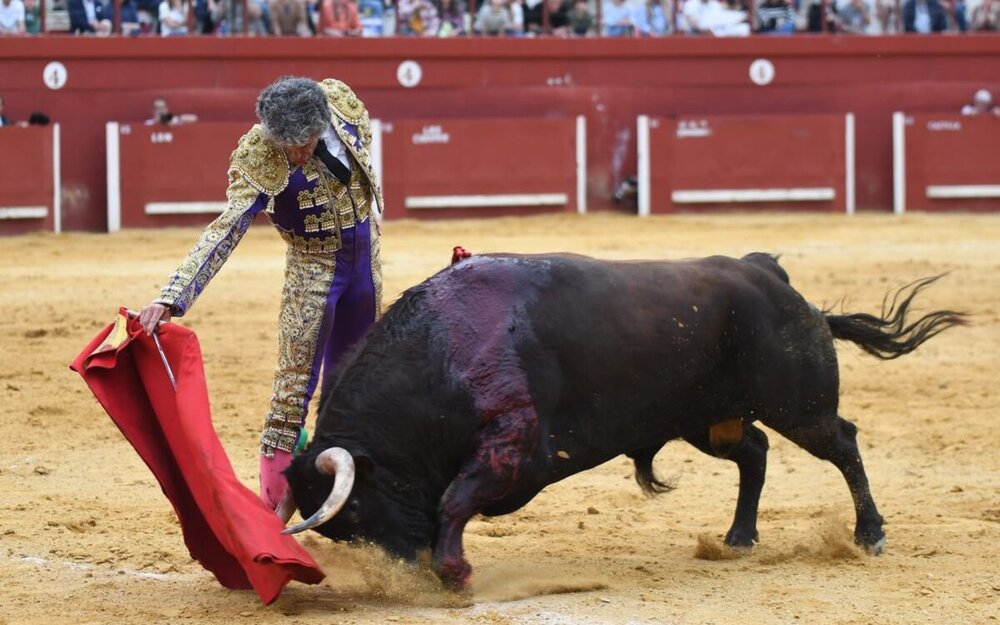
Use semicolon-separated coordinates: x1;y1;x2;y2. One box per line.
858;535;886;556
724;527;759;549
433;556;472;591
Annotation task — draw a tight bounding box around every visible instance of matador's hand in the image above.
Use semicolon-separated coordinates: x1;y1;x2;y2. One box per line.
139;302;172;335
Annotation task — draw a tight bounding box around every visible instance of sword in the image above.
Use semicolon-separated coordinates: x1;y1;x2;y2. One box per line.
127;309;177;391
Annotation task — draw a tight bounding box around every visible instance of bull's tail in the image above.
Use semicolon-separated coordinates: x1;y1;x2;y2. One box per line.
824;275;967;360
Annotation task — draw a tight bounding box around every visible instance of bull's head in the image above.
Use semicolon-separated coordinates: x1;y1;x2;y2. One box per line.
282;446;421;560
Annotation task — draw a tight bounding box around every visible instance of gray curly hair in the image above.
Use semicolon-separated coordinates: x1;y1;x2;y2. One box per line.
256;76;329;147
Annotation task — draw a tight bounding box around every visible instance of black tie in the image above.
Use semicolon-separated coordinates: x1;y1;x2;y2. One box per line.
313;140;352;186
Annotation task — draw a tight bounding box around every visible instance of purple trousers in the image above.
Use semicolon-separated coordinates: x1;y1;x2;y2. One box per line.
260;219;379;456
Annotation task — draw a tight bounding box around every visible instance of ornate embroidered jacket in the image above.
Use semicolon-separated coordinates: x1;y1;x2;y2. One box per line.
156;79;384;316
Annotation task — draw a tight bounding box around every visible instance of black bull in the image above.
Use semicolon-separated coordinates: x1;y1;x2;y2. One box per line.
283;252;965;588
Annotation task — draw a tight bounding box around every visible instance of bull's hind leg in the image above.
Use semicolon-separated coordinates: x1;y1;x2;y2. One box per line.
433;408;540;589
683;422;770;547
771;415;886;553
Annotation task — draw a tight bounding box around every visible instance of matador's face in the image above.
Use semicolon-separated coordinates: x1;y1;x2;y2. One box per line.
283;135;321;168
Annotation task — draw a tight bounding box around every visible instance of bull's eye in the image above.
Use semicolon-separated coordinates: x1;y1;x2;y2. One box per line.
348;499;361;513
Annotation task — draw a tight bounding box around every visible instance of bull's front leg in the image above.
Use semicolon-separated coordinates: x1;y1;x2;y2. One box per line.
433;409;538;589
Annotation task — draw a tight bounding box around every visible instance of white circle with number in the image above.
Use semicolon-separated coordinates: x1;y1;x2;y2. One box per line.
749;59;775;87
43;61;68;90
397;60;423;89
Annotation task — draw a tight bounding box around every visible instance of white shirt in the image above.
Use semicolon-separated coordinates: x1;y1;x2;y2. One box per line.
0;0;26;32
321;125;351;171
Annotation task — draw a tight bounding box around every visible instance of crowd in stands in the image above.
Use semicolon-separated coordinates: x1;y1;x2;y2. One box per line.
0;0;997;35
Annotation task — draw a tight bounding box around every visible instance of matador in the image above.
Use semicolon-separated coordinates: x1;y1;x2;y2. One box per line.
139;76;383;510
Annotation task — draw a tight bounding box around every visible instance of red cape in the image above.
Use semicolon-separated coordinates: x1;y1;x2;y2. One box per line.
70;309;324;604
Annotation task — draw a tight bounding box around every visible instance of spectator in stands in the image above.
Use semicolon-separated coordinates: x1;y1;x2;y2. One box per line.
318;0;363;34
839;0;872;33
681;0;750;35
903;0;947;31
873;0;897;31
68;0;112;33
213;0;267;34
117;0;142;34
24;0;40;33
946;0;968;30
524;0;571;35
193;0;218;32
961;89;1000;116
270;0;310;33
159;0;191;34
805;0;839;30
357;0;385;35
567;0;594;34
625;0;670;35
437;0;466;35
136;0;159;32
0;0;26;33
971;0;1000;29
145;97;199;125
398;0;440;34
756;0;796;32
0;95;10;127
475;0;514;34
602;0;635;34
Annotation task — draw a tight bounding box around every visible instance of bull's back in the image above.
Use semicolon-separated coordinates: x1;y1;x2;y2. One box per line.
431;253;836;466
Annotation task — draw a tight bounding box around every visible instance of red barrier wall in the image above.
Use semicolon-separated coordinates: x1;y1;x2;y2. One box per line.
644;114;848;214
896;113;1000;213
0;125;58;235
380;118;579;220
111;122;247;229
2;37;1000;230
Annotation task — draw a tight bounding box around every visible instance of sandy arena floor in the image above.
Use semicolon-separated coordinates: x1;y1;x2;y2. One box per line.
1;212;998;625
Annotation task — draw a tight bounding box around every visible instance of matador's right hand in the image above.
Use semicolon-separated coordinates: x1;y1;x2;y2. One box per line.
139;302;172;335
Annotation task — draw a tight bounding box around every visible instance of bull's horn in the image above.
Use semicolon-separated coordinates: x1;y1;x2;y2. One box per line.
281;447;355;535
275;489;296;525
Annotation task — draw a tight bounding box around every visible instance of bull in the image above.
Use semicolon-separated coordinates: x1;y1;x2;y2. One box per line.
280;252;965;589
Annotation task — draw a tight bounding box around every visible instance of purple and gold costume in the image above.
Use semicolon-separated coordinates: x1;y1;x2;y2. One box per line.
154;79;383;457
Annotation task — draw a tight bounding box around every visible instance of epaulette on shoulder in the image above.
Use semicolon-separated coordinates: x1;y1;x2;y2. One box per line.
319;78;369;129
229;125;290;196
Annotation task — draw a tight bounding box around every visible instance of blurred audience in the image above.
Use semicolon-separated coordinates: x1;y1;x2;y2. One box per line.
270;0;310;34
358;0;386;35
756;0;796;32
567;0;594;33
475;0;514;34
0;95;10;126
633;0;671;35
0;0;26;33
839;0;872;32
398;0;440;35
903;0;947;31
961;88;1000;116
525;0;572;35
681;0;750;35
437;0;465;34
68;0;112;33
159;0;190;34
25;0;1000;36
318;0;362;34
971;0;1000;29
602;0;634;35
145;97;199;125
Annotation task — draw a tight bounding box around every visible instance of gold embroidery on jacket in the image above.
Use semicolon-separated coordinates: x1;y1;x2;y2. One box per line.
157;175;263;314
229;125;290;197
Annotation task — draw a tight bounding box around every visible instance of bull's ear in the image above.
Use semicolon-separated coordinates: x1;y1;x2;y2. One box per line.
351;450;375;481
